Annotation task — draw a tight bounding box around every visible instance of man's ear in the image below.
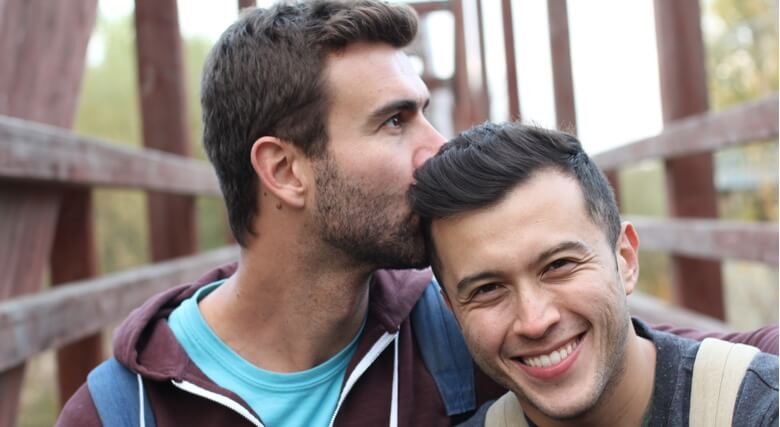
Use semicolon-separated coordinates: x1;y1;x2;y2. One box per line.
616;221;640;295
250;136;307;209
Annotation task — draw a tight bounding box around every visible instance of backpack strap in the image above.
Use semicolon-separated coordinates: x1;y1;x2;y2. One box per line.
411;279;476;416
87;357;157;427
485;392;529;427
690;337;759;427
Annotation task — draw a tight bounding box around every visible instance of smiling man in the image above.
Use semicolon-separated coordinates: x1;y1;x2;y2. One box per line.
410;122;779;426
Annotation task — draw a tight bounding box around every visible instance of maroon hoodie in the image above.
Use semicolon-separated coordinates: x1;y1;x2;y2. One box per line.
56;262;778;426
56;263;504;426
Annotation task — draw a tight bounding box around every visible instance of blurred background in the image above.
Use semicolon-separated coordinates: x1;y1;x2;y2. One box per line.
2;0;776;425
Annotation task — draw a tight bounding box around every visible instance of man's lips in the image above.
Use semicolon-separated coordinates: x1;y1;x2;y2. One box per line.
511;333;585;380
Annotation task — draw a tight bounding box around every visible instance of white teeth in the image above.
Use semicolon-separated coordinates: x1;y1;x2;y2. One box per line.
521;338;578;368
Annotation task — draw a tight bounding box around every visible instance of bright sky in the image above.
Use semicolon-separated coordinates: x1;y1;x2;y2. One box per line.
99;0;667;154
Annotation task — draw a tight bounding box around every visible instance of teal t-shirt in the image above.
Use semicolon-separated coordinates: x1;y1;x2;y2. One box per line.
168;281;364;427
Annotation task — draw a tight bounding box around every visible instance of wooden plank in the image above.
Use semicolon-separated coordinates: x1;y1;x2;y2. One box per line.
0;184;61;427
0;0;97;421
628;291;729;331
654;0;723;319
410;1;450;15
628;216;778;266
547;0;576;133
0;115;221;195
592;95;779;171
50;188;101;406
135;0;198;261
0;246;239;373
0;0;96;128
238;0;256;11
501;0;520;121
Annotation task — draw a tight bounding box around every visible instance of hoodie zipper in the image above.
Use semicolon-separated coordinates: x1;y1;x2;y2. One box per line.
171;379;264;426
328;331;398;427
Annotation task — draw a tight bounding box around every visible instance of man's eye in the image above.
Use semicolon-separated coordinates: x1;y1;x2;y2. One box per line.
384;115;402;129
549;259;571;270
474;283;499;295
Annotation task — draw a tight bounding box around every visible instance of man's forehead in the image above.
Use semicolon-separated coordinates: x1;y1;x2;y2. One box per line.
323;42;429;106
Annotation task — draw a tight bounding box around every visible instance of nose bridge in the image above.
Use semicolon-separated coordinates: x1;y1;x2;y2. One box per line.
511;282;560;339
412;115;446;169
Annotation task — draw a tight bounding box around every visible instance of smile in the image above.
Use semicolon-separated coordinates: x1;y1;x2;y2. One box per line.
520;335;582;368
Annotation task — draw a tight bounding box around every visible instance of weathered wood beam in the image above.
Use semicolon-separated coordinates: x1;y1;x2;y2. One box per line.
0;246;239;373
409;0;450;15
50;188;101;405
501;0;520;121
0;0;97;423
627;216;778;266
547;0;576;133
0;116;221;196
593;95;779;171
628;292;729;331
135;0;198;261
654;0;723;319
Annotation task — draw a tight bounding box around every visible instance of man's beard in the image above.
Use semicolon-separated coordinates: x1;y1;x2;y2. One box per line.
312;153;427;269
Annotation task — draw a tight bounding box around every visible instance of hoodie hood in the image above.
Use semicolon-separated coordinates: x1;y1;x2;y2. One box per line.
112;261;433;383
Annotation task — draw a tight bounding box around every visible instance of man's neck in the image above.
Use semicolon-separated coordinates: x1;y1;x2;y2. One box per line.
198;244;372;373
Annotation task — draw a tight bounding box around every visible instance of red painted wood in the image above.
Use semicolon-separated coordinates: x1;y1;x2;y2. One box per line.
0;116;221;195
0;184;61;427
627;216;778;266
50;188;102;406
135;0;198;261
654;0;724;319
0;247;239;372
592;96;778;171
501;0;521;121
238;0;256;11
547;0;577;133
0;0;96;423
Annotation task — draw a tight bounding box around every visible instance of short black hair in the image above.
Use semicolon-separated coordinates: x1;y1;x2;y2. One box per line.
409;122;621;281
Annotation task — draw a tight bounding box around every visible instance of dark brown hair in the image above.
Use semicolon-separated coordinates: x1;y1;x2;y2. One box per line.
201;0;418;246
409;122;621;281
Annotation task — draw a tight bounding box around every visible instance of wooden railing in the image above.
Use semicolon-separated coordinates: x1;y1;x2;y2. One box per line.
0;116;237;426
593;95;779;269
2;93;777;422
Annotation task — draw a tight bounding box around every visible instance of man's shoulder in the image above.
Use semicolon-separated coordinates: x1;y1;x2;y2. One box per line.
734;351;779;426
55;383;101;427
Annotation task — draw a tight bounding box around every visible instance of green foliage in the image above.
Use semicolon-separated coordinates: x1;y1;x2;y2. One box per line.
705;0;779;109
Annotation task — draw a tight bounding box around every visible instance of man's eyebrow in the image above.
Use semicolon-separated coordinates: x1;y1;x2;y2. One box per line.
534;241;591;266
455;271;502;294
366;98;429;126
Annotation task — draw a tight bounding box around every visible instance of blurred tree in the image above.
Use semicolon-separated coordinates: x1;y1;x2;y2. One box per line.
706;0;778;109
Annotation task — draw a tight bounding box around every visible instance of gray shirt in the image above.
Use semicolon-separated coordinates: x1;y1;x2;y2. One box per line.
460;318;778;426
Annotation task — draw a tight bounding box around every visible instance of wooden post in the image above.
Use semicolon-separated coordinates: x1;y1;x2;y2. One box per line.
0;0;96;424
451;0;489;132
475;0;491;121
50;189;102;404
654;0;724;319
135;0;198;261
501;0;521;121
547;0;577;134
452;0;473;132
238;0;256;11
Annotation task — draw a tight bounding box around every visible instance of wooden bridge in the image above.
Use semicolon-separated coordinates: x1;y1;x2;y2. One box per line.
0;0;777;425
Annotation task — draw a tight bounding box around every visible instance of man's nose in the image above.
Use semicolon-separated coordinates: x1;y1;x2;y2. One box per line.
511;287;561;340
412;122;446;169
